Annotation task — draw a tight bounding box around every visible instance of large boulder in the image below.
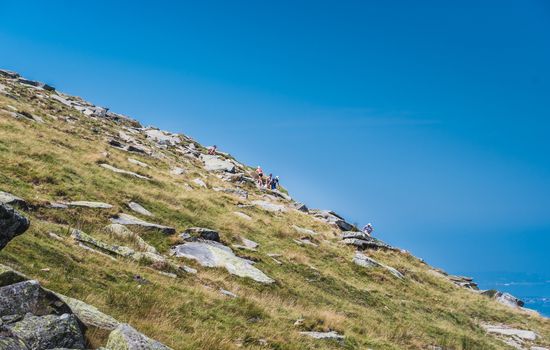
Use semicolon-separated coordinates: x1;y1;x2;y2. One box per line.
310;210;355;231
0;203;30;250
341;233;396;251
0;191;28;208
7;314;85;349
55;293;120;331
200;155;235;173
171;241;274;284
106;323;172;350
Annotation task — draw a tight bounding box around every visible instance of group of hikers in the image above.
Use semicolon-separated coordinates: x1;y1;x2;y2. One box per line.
207;145;374;236
255;166;279;190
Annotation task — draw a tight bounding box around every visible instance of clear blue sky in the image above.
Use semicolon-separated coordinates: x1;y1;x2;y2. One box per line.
1;1;549;281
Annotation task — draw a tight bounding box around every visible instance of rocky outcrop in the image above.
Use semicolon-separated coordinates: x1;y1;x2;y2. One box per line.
55;293;120;331
110;214;175;234
341;232;396;251
171;241;274;284
481;290;525;308
0;203;30;250
310;210;355;231
447;275;479;290
7;314;85;349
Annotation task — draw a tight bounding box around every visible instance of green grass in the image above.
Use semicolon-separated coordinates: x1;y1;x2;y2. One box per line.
0;79;549;350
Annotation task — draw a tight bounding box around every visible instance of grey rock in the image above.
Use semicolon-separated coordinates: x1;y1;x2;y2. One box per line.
55;293;120;331
169;167;185;175
17;78;55;91
8;314;85;349
171;241;274;284
0;69;20;79
353;252;404;279
200;155;235;173
128;202;153;217
482;324;538;341
299;331;344;341
183;227;220;242
0;191;28;208
100;164;149;180
106;323;172;350
220;289;238;298
0;264;28;287
144;128;181;147
310;210;355;231
481;290;524;308
0;337;28;349
181;265;197;274
448;275;479;290
0;280;43;317
252;200;286;213
233;212;252;221
292;225;317;236
240;237;259;249
110;214;175;235
341;235;396;251
213;187;248;199
127;158;149;168
67;201;113;209
0;203;30;250
293;202;309;212
192;178;207;188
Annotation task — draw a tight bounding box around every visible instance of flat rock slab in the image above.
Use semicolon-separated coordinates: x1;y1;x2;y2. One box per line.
252;200;287;213
128;202;153;217
171;241;274;284
128;158;149;168
110;213;175;234
310;210;355;231
100;163;149;180
482;324;538;341
353;252;404;279
106;323;172;350
200;155;235;173
67;201;113;209
299;331;344;341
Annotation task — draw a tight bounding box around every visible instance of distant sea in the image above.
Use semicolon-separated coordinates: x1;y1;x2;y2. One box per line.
471;272;550;318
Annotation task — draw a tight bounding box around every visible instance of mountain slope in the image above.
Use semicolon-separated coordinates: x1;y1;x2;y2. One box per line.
0;70;548;350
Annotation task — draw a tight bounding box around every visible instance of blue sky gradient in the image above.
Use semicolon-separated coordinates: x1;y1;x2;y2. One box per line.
1;1;549;290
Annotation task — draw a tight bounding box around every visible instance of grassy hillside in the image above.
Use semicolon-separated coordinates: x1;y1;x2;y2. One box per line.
0;72;548;350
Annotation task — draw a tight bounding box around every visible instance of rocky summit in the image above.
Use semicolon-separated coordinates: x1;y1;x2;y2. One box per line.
0;70;548;349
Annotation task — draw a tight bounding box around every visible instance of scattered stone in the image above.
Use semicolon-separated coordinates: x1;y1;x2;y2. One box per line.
183;227;220;242
0;203;30;250
220;289;238;298
252;200;287;213
128;158;149;168
192;178;207;188
181;265;197;274
100;163;150;180
106;323;173;350
233;212;252;221
292;225;318;236
170;167;185;175
240;237;259;249
294;318;305;326
67;201;113;209
0;191;28;208
110;213;175;234
353;252;404;279
200;154;236;173
171;241;274;284
128;202;154;217
481;290;524;308
299;331;344;341
0;280;44;317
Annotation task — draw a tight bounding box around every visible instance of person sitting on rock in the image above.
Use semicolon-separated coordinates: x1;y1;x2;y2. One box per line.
256;166;264;187
363;223;374;236
208;145;217;155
